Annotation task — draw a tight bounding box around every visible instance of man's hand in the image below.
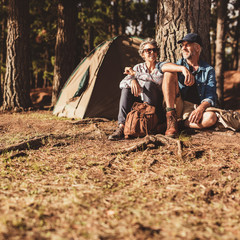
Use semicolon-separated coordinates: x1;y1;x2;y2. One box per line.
188;101;211;124
188;107;204;124
124;67;135;76
131;79;141;97
181;66;195;86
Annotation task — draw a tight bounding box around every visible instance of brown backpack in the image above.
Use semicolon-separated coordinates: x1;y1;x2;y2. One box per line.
124;102;159;139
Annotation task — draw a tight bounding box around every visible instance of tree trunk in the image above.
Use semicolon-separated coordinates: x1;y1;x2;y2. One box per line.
3;0;31;110
43;48;49;88
0;16;7;106
215;0;228;108
156;0;211;63
211;33;216;67
52;0;77;106
113;0;119;35
237;34;240;72
120;0;126;35
148;0;157;38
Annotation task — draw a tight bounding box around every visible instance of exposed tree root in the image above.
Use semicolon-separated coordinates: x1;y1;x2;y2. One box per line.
0;135;53;154
9;151;28;159
68;118;110;125
0;132;183;158
112;134;183;158
0;133;77;154
0;131;108;154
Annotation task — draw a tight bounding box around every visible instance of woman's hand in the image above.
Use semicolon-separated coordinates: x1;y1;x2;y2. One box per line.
181;66;195;86
124;67;135;76
131;79;141;97
124;67;140;96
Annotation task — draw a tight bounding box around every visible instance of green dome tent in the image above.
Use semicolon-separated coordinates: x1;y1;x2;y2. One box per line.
53;35;143;119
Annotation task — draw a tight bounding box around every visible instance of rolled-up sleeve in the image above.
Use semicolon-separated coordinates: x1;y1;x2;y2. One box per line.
156;61;168;73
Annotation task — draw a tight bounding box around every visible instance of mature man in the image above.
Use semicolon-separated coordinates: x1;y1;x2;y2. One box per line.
161;33;218;137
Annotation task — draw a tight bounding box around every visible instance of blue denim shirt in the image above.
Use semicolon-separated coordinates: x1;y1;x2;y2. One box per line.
177;58;217;106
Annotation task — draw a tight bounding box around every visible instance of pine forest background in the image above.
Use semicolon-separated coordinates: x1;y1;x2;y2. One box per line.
0;0;239;109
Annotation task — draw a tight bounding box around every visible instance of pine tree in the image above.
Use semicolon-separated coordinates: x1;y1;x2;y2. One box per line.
3;0;32;110
51;0;77;105
156;0;211;63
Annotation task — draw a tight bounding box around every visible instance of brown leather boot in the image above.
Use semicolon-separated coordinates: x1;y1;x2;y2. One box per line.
165;110;178;138
108;126;124;141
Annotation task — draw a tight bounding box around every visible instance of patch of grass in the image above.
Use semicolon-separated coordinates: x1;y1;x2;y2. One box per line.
178;131;191;142
16;111;67;121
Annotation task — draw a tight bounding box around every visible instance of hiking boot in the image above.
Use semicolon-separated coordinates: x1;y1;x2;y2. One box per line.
108;126;124;141
165;110;178;138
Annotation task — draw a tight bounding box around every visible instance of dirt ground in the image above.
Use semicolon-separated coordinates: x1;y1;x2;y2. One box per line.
0;72;240;239
0;110;240;240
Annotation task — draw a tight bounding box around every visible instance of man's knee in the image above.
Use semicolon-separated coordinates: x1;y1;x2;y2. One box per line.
162;72;178;92
163;72;177;83
202;111;217;127
207;112;218;126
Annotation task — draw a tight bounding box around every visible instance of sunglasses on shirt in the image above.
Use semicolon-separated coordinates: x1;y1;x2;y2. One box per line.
143;48;157;53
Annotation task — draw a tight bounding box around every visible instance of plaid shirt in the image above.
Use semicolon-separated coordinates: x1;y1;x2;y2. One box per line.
119;62;166;89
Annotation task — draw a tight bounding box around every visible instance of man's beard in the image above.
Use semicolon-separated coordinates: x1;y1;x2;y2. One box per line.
183;52;192;60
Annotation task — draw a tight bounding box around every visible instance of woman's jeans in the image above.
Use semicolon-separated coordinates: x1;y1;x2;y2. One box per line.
118;81;165;125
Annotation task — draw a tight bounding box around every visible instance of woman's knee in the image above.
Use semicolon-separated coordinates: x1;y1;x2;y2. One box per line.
142;82;160;104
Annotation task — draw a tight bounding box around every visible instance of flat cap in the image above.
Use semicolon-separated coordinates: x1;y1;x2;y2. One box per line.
177;33;202;46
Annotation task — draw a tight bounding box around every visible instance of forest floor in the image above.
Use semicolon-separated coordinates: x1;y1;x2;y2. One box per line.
0;71;240;240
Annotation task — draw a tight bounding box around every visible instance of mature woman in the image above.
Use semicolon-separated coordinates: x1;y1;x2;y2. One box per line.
108;38;166;140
